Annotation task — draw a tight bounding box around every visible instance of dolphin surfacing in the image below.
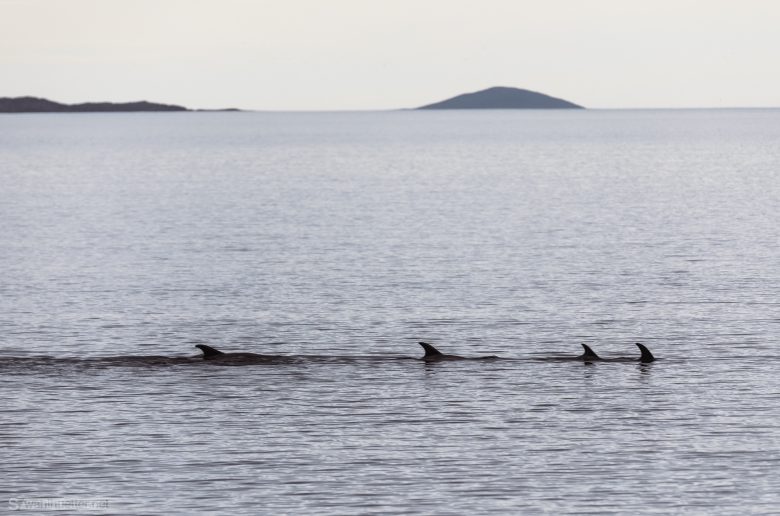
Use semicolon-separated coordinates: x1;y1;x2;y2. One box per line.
419;342;461;361
194;344;296;365
579;343;600;361
196;344;225;359
418;342;498;361
636;343;655;363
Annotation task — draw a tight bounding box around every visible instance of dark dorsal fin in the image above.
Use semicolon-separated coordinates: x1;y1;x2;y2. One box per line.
636;343;655;363
580;343;600;360
419;342;443;357
196;344;225;359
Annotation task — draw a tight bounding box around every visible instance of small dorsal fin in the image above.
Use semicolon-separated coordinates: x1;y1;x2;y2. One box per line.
580;343;600;360
196;344;225;359
419;342;443;357
636;343;655;363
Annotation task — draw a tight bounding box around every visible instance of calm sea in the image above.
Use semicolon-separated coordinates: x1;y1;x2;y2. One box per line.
1;109;779;514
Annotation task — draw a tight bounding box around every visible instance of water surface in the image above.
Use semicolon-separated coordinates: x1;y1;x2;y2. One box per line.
1;109;779;514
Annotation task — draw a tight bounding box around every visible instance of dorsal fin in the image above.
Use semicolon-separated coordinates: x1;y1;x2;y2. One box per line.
196;344;225;359
580;343;600;360
419;342;443;357
636;343;655;363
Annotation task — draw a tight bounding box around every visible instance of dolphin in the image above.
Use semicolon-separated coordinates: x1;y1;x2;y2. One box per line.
418;342;499;361
195;344;296;364
196;344;227;359
578;343;601;361
532;343;600;362
636;343;655;363
419;342;463;361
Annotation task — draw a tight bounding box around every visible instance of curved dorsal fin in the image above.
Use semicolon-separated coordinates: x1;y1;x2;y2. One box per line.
636;343;655;363
196;344;225;359
419;342;443;357
580;343;600;360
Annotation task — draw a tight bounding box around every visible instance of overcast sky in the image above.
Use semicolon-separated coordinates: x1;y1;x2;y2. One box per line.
2;0;779;110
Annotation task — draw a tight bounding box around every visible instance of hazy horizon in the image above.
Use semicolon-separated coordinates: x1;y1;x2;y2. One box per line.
2;0;780;110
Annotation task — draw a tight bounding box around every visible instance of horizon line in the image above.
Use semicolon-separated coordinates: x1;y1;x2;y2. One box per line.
3;95;779;113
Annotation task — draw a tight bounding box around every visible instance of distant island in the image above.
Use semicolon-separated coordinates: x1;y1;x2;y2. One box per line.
0;96;239;113
416;86;583;110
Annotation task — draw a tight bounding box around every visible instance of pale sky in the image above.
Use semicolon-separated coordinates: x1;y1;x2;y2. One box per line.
2;0;780;110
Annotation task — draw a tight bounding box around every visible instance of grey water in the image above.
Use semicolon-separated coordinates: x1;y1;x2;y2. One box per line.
1;109;779;514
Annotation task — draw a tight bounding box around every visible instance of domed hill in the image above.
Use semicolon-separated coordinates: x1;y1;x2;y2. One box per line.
416;86;583;110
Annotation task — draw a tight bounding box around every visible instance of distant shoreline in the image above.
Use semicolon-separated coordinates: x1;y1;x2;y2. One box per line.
0;96;239;113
